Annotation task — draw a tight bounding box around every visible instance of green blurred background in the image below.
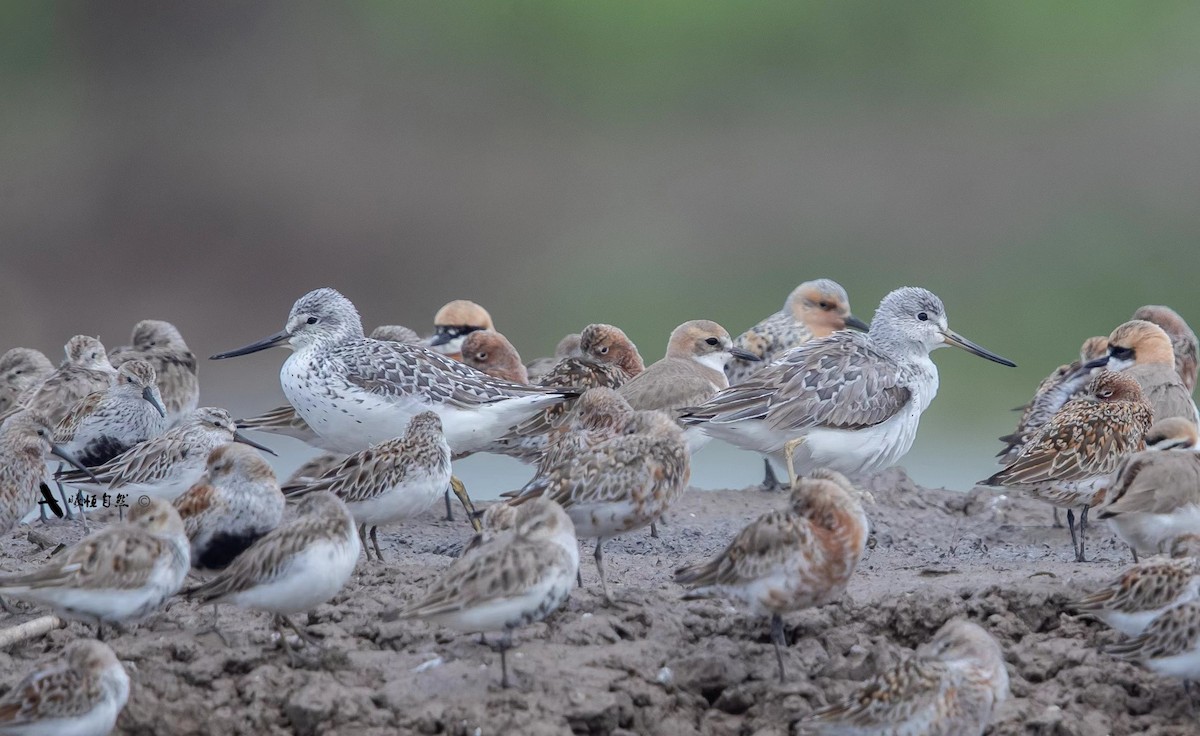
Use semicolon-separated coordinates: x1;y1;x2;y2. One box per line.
3;1;1199;493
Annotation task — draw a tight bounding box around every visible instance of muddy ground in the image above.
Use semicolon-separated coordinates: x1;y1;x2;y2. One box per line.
0;468;1191;735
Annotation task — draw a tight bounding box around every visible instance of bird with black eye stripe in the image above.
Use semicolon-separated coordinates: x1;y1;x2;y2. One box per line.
423;299;495;362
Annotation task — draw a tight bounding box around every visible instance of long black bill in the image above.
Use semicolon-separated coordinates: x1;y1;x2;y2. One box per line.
1065;355;1110;381
232;430;278;456
210;330;291;360
50;444;101;484
844;314;870;331
940;329;1017;367
729;347;762;362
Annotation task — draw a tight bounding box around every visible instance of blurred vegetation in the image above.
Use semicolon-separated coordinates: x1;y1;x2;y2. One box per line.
2;1;1200;489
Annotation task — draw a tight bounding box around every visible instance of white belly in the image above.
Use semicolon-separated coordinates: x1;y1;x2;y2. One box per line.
1147;647;1200;679
229;536;359;614
432;564;576;634
1110;506;1200;555
348;471;448;526
2;702;122;736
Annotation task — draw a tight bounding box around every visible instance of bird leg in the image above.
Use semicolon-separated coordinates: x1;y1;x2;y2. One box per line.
198;604;230;646
274;615;300;666
761;458;784;491
488;628;515;689
449;476;482;532
770;612;787;682
1066;508;1081;562
443;488;455;522
357;524;372;561
1130;546;1139;564
1052;507;1063;528
783;437;807;490
369;526;384;562
650;522;659;538
1078;506;1089;562
595;539;614;605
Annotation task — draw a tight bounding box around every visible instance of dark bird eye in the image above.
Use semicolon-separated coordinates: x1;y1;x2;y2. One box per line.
306;317;318;325
704;337;719;346
818;301;830;309
917;312;929;321
599;346;609;354
477;352;488;360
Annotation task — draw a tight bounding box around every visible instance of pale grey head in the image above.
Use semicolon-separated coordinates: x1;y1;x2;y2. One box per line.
868;287;1015;367
211;288;366;359
115;360;167;417
370;324;421;344
0;348;53;388
406;410;444;438
129;320;189;351
184;407;277;456
63;335;110;370
1;410;98;479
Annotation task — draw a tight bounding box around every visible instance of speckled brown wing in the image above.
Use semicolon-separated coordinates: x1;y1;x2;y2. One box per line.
53;391;104;444
684;333;911;432
1106;601;1200;661
0;659;99;727
402;538;573;618
60;432;190;488
1074;558;1200;614
237;405;313;435
726;310;798;385
0;526;172;591
280;443;418;503
996;361;1085;464
799;657;950;733
674;508;813;588
985;399;1152;487
173;481;219;538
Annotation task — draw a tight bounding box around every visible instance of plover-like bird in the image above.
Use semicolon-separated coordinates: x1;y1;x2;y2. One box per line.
1133;305;1199;393
1080;320;1200;425
1105;599;1200;683
1071;534;1200;637
55;360;168;467
983;371;1152;562
0;347;53;415
997;335;1109;466
109;320;199;427
424;299;494;361
210;288;576;456
0;498;189;637
0;411;96;533
281;411;469;561
675;469;869;681
173;443;286;571
796;619;1008;736
525;333;582;382
1097;418;1200;559
619;320;759;451
369;324;421;344
57;407;275;503
186;490;359;664
3;336;116;425
683;287;1015;488
725;278;868;386
486;323;643;463
461;329;529;384
508;410;688;603
401;497;579;688
0;639;130;736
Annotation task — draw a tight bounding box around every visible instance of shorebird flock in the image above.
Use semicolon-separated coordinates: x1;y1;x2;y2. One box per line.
0;282;1197;734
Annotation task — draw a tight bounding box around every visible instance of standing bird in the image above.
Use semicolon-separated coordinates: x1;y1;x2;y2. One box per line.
369;324;421;344
3;336;116;425
1133;305;1199;394
0;639;130;736
109;320;199;427
1079;320;1200;426
424;299;495;362
526;333;582;382
619;320;760;451
461;330;529;384
401;498;579;688
0;498;189;638
173;443;286;571
0;348;54;415
683;288;1015;489
675;469;869;681
186;491;360;664
0;411;96;533
55;360;168;467
281;412;474;561
1070;535;1200;637
1097;418;1200;559
796;619;1009;736
997;335;1110;466
210;288;576;456
508;410;689;603
57;407;275;503
983;372;1153;562
485;323;644;463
